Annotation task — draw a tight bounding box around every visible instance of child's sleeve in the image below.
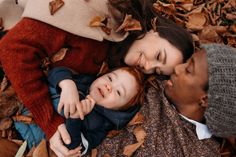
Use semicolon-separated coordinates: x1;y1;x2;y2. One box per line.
48;67;74;91
65;118;107;156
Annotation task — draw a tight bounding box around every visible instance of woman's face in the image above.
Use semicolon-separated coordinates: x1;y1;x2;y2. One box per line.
124;30;183;75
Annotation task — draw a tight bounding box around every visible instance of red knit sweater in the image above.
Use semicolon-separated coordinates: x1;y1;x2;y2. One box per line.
0;18;109;139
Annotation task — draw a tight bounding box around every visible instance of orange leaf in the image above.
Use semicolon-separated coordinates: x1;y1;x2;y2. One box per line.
50;48;69;63
49;0;65;15
106;130;120;138
123;142;142;157
33;139;48;157
116;14;142;32
12;115;34;124
89;16;106;27
0;75;9;92
133;126;146;143
128;112;145;126
0;118;13;130
185;13;206;31
91;149;98;157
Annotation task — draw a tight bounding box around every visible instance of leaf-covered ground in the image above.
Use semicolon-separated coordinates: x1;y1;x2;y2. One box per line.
0;0;235;156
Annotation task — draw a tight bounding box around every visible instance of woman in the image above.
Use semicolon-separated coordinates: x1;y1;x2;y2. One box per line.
0;0;193;156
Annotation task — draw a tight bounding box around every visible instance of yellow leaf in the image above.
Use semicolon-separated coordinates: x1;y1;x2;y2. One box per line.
123;142;142;157
50;48;69;63
133;126;146;143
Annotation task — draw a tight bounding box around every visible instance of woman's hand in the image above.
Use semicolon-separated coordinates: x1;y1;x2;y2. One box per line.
70;95;95;119
49;124;81;157
58;79;84;119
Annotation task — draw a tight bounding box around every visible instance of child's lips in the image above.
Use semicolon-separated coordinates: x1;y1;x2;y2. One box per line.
98;87;104;97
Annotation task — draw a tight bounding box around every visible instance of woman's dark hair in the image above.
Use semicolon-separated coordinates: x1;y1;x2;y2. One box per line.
107;0;194;69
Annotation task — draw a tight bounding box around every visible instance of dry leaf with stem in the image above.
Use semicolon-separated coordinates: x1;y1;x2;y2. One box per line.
0;118;13;130
185;13;206;31
107;130;121;138
123;142;143;157
32;139;48;157
12;115;34;124
49;0;65;15
0;75;9;92
50;48;69;63
128;112;145;126
153;1;176;16
116;14;142;32
133;126;146;143
91;149;98;157
89;16;106;27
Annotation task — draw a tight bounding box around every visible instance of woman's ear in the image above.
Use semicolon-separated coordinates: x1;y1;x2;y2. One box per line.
199;94;208;108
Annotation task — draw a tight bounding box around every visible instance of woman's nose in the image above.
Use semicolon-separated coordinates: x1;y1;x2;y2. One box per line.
144;61;157;72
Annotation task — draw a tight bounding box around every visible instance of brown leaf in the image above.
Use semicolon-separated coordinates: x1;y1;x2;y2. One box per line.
97;62;109;76
128;112;145;126
49;0;65;15
91;149;98;157
0;138;19;157
133;126;146;143
106;130;120;138
103;153;111;157
225;13;236;21
185;13;206;31
26;146;36;157
153;1;176;16
230;24;236;33
123;142;142;157
12;115;34;124
89;16;106;27
0;75;9;92
178;2;194;11
0;118;13;130
33;139;48;157
199;26;222;43
50;48;69;63
211;26;227;34
116;14;142;32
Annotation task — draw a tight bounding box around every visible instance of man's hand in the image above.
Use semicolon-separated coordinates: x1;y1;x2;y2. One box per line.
58;79;84;119
49;124;81;157
70;95;95;119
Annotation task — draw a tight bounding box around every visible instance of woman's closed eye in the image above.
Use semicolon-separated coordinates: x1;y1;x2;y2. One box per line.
117;90;121;96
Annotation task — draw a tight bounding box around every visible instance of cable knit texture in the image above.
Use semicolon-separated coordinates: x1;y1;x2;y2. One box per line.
0;18;109;139
202;44;236;137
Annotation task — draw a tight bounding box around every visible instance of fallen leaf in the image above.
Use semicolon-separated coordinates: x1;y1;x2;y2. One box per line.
50;48;69;63
199;26;222;43
185;13;206;31
0;118;13;130
97;62;109;76
230;24;236;33
103;153;111;157
107;130;120;138
153;1;176;16
33;139;48;157
178;2;194;11
116;14;142;32
123;142;142;157
133;126;146;143
0;75;9;92
49;0;65;15
101;26;111;35
15;140;27;157
225;13;236;21
128;112;145;126
89;16;106;27
91;149;98;157
0;138;19;157
12;115;34;124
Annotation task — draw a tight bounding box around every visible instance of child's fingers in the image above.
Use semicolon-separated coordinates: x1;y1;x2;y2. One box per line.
75;103;84;120
57;102;64;113
64;104;69;118
69;104;76;115
86;95;95;104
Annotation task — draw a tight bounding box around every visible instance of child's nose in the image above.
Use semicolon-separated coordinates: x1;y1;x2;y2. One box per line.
105;84;112;93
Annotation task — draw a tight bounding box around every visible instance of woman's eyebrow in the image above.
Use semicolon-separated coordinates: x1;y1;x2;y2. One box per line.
163;49;167;64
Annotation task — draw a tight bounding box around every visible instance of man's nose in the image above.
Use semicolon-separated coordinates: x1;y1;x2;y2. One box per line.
105;84;112;93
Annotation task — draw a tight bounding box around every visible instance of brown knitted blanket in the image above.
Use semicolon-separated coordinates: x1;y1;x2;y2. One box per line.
93;79;220;157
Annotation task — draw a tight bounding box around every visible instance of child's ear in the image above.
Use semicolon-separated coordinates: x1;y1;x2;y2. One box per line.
97;62;109;76
199;94;208;108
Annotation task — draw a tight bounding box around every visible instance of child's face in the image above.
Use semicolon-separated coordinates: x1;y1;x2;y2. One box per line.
89;69;138;110
124;30;183;75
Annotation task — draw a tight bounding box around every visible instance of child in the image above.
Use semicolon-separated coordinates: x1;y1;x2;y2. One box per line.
15;66;144;155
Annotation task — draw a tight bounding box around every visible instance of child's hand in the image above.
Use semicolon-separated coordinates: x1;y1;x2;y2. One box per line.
70;95;95;119
58;79;84;119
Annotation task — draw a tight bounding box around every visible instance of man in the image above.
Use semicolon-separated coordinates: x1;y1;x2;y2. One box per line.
165;43;236;138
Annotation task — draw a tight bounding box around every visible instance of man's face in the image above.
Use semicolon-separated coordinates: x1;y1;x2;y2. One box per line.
89;69;138;110
164;49;208;107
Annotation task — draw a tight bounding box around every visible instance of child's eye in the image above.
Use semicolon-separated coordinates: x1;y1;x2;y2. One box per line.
117;90;121;96
156;52;161;61
108;76;112;82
